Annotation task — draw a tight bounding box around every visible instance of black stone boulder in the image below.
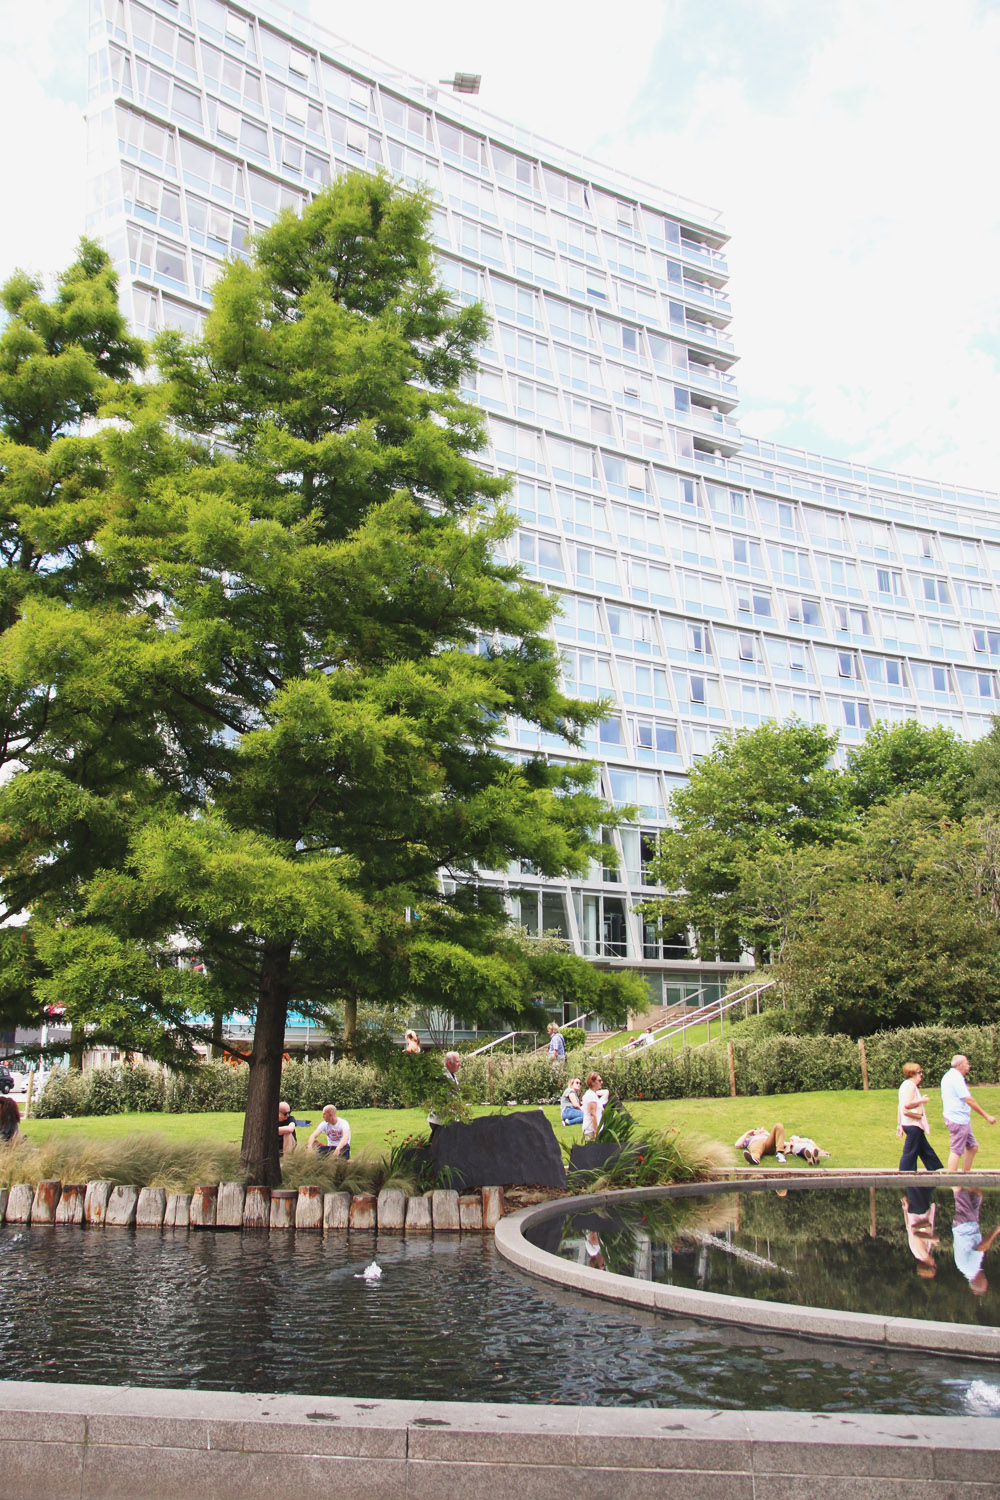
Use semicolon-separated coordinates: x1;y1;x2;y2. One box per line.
429;1109;567;1191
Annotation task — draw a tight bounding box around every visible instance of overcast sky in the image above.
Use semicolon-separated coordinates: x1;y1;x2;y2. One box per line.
5;0;1000;492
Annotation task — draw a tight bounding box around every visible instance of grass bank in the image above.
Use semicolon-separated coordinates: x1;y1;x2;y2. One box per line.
14;1085;1000;1173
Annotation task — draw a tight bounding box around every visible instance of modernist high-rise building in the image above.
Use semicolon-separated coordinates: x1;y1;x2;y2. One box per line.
85;0;1000;1016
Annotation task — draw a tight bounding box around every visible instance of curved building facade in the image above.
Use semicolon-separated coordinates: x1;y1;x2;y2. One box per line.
86;0;1000;1013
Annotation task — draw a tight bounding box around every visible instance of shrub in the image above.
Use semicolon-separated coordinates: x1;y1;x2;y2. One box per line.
558;1026;586;1052
864;1025;999;1090
735;1033;861;1096
165;1062;248;1113
35;1065;166;1118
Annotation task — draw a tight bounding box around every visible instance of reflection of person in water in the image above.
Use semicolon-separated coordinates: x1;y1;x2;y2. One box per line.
584;1230;606;1270
952;1188;1000;1296
901;1184;939;1278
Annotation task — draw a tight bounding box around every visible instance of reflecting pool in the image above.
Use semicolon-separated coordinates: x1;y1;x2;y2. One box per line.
527;1183;1000;1326
1;1219;999;1415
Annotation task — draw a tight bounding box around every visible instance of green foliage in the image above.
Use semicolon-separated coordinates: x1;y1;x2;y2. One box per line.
0;177;632;1183
774;794;1000;1035
968;717;1000;813
558;1025;586;1052
571;1126;725;1192
723;1007;798;1040
646;720;847;963
863;1025;1000;1090
35;1064;167;1117
845;719;973;817
733;1033;861;1094
0;242;146;1039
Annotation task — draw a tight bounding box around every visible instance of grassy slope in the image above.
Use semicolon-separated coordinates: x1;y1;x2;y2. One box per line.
586;1022;717;1055
19;1085;1000;1171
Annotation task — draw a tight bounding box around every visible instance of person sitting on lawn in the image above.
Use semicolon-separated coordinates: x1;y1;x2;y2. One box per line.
582;1071;610;1140
560;1077;584;1127
735;1123;786;1165
307;1104;351;1159
785;1134;830;1167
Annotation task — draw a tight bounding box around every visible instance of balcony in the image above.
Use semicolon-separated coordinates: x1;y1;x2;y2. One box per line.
678;236;728;277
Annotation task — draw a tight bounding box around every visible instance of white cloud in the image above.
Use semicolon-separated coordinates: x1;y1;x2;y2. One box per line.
608;0;1000;490
0;1;87;284
4;0;1000;490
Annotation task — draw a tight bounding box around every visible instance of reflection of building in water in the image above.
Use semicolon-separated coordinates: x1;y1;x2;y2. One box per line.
563;1194;735;1280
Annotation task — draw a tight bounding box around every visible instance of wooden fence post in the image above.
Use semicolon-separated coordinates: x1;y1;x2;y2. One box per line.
858;1037;869;1091
727;1041;737;1099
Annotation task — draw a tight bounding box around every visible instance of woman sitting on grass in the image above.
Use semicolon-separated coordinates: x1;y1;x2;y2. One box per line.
581;1072;610;1141
560;1078;584;1127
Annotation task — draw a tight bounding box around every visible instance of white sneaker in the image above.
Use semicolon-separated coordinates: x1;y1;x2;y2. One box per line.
775;1151;786;1163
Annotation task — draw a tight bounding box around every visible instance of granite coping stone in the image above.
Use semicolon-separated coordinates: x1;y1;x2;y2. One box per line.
2;1385;998;1466
495;1173;1000;1356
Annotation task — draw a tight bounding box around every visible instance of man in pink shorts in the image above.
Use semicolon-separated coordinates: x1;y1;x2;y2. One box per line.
940;1055;996;1172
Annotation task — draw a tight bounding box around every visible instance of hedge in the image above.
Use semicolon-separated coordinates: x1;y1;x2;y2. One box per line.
32;1021;1000;1117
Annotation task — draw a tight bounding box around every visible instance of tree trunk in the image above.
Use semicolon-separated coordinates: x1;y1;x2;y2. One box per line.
343;992;358;1048
241;941;292;1187
68;1022;85;1073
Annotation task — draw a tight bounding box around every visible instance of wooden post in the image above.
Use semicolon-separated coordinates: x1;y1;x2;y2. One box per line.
858;1037;869;1091
727;1041;737;1098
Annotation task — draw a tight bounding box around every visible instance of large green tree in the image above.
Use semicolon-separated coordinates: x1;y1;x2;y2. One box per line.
0;176;640;1182
646;720;847;964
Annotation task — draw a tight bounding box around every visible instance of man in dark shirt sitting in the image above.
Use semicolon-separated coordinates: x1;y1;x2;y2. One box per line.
277;1100;297;1158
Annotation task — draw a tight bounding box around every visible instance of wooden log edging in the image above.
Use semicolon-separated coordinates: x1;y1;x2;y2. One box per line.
0;1180;508;1235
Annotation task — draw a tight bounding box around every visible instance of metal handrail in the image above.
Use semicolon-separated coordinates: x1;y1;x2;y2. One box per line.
620;978;777;1053
468;1029;539;1057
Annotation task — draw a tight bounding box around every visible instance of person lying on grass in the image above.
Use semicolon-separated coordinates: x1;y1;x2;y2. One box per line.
735;1123;786;1165
785;1134;829;1167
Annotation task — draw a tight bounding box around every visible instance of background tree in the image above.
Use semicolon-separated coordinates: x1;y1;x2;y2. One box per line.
844;719;973;817
646;720;847;965
0;175;636;1182
0;242;145;1046
774;794;1000;1035
967;716;1000;814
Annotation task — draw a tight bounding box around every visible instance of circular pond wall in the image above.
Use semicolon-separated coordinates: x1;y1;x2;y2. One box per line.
495;1171;1000;1358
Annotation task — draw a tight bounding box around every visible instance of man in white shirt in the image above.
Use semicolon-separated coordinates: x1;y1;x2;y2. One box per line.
307;1104;351;1159
940;1055;996;1172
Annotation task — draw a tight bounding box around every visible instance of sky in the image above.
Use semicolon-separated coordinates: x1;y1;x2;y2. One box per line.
4;0;1000;492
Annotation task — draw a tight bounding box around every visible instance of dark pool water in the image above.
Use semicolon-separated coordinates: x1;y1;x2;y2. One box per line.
528;1184;1000;1327
1;1222;998;1415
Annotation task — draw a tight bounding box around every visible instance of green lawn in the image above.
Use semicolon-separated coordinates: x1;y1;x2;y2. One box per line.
585;1021;720;1055
21;1085;1000;1172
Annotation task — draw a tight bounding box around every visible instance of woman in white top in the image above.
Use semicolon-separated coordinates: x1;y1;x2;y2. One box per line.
581;1070;609;1141
896;1062;943;1173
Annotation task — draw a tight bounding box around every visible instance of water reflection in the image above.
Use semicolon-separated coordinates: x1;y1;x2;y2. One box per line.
537;1185;1000;1327
1;1219;996;1415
